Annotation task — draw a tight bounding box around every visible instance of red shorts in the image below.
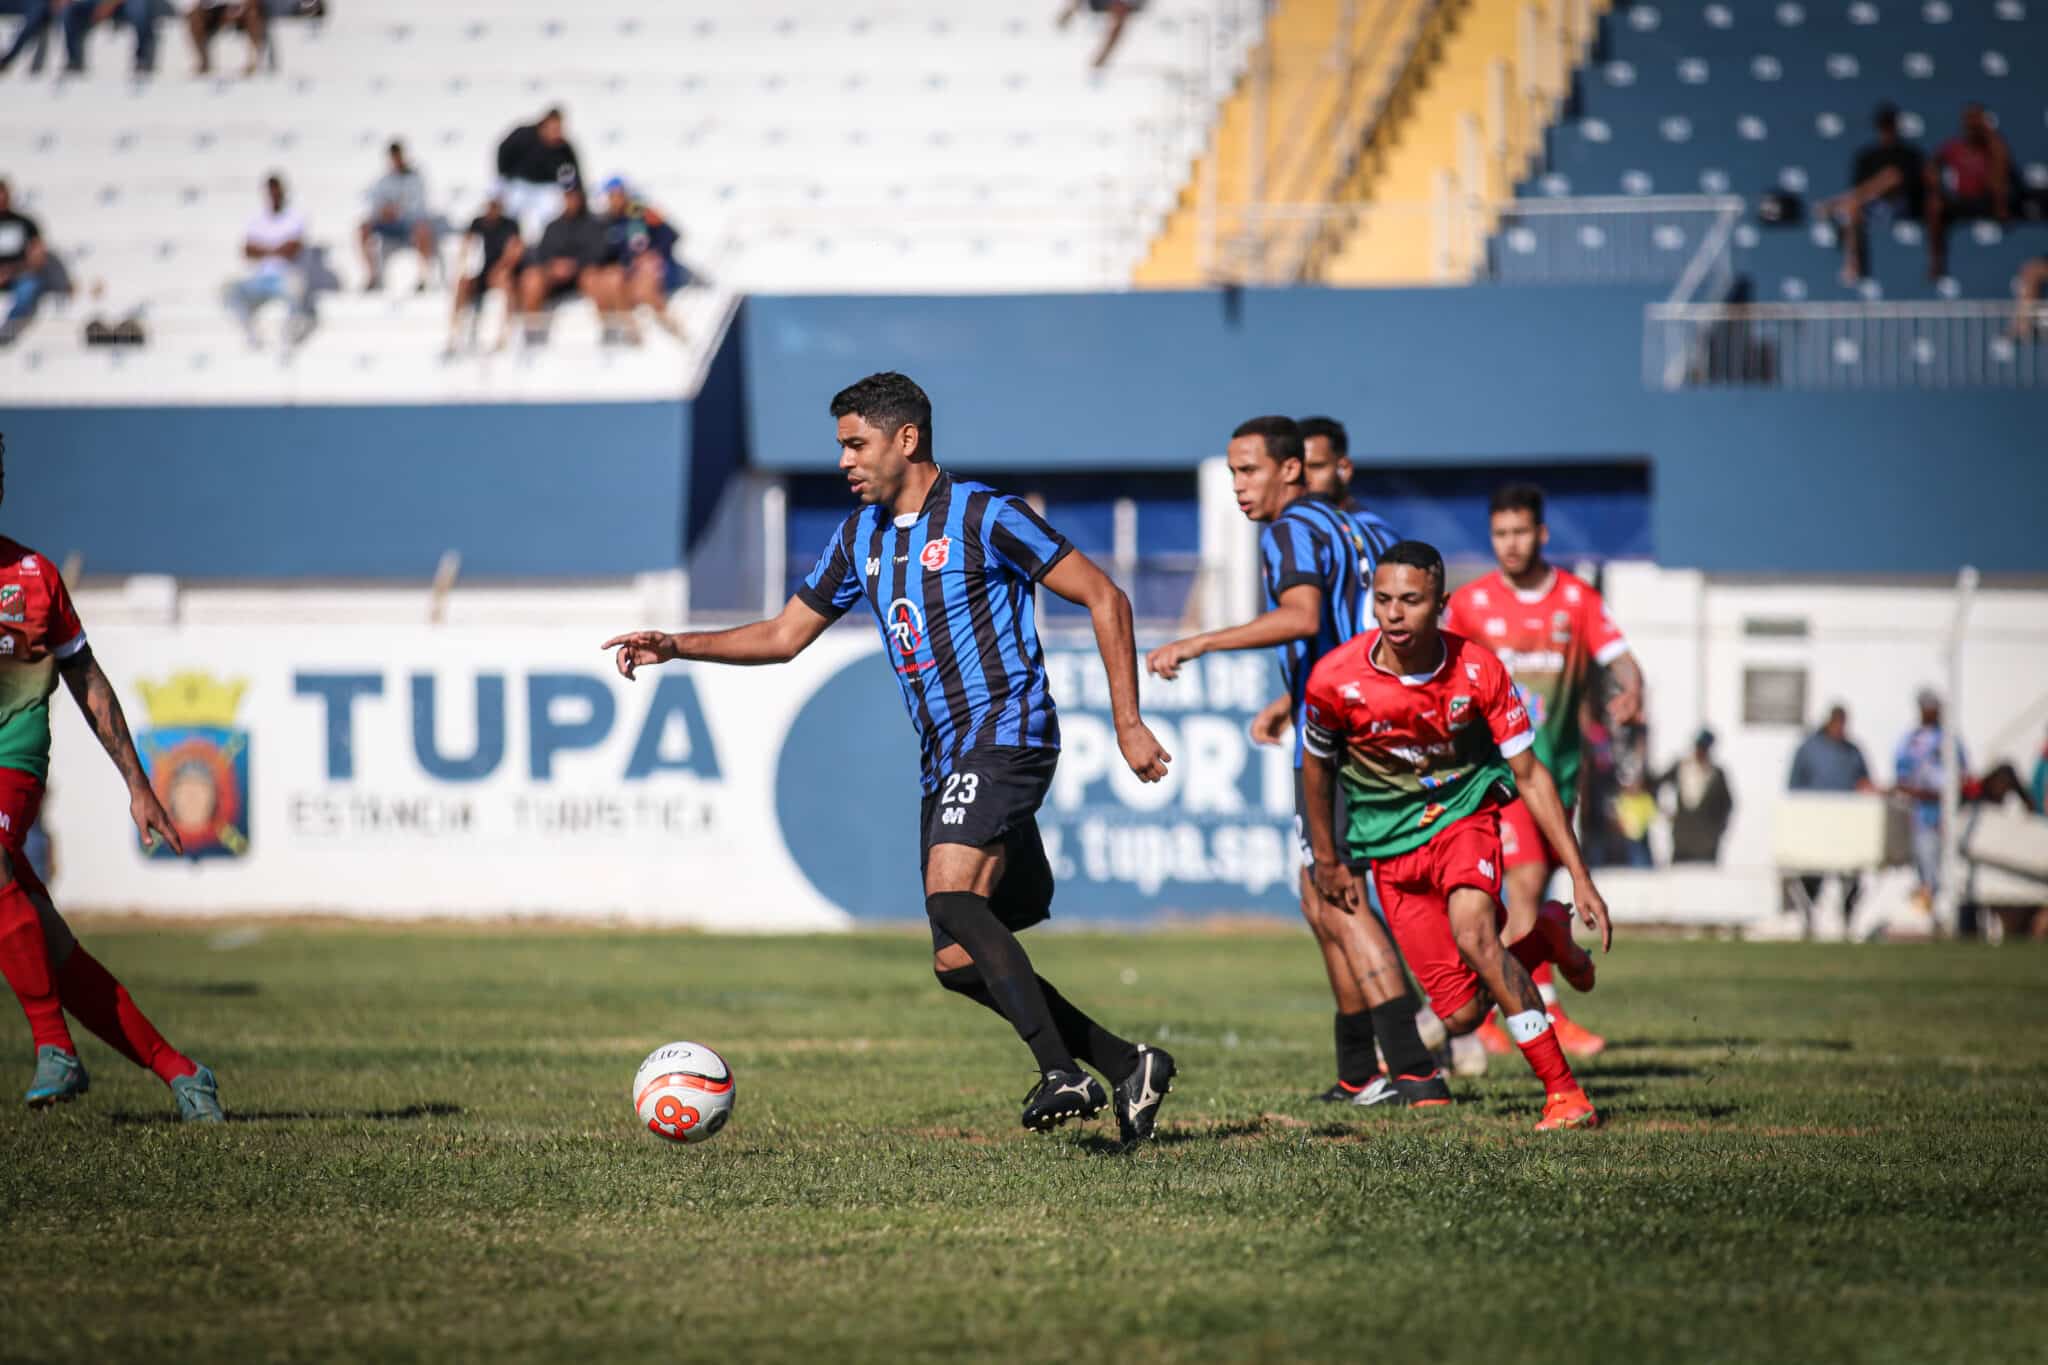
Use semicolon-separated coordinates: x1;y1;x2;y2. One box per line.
1499;796;1567;873
0;767;51;900
1373;805;1506;1019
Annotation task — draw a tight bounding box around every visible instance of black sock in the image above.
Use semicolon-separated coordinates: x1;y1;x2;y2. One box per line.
1335;1009;1379;1087
926;892;1075;1074
938;967;1139;1083
1370;997;1436;1079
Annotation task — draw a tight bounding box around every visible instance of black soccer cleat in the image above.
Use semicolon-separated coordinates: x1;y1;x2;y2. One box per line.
1315;1079;1369;1103
1021;1068;1108;1132
1390;1069;1454;1109
1114;1045;1177;1145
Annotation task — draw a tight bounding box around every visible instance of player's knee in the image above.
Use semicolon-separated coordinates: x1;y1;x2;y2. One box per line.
1440;996;1488;1035
933;960;980;996
932;943;975;976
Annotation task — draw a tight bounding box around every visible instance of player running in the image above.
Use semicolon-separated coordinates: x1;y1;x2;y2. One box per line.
1301;540;1613;1130
1145;417;1446;1109
604;373;1178;1142
1444;483;1642;1058
0;437;224;1119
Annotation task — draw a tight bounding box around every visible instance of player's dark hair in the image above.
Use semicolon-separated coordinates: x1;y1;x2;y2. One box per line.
1378;539;1446;598
1297;415;1348;457
1489;482;1546;523
1872;102;1899;133
1232;415;1303;468
831;372;935;459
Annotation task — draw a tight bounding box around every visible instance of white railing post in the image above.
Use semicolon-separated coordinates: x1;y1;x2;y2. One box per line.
1935;565;1980;937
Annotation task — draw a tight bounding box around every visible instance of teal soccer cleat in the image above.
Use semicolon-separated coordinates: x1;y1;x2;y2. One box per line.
25;1045;89;1108
171;1065;225;1124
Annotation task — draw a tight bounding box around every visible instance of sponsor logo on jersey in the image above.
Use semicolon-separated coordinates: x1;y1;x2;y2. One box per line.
1551;609;1572;644
135;671;252;860
1564;584;1581;604
1484;617;1506;636
1447;695;1472;728
1478;857;1494;879
1368;720;1393;734
865;557;881;579
1339;681;1363;703
885;597;926;659
1499;648;1566;674
1466;662;1482;681
919;538;952;571
0;585;21;624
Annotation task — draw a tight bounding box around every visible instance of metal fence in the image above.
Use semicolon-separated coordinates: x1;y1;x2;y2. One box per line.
1645;301;2048;391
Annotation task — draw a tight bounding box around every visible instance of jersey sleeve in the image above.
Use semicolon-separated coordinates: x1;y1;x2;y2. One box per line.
985;496;1073;584
45;558;87;660
1579;583;1631;666
1263;513;1330;599
1300;656;1346;761
794;519;864;621
1477;648;1535;759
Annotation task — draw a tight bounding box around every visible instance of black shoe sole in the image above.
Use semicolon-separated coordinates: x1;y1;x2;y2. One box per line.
1023;1095;1106;1132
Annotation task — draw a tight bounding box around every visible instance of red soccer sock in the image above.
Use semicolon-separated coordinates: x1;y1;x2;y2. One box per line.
1530;959;1555;990
55;948;196;1086
1503;1008;1579;1095
0;879;75;1052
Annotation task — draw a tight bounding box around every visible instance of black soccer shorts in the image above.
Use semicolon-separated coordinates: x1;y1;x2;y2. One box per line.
920;745;1058;951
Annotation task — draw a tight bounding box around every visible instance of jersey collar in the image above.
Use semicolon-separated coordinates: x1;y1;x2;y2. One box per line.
1365;629;1449;686
1502;565;1558;604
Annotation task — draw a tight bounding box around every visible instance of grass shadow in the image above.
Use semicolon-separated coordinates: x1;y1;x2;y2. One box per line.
109;1102;464;1127
1578;1062;1704;1080
161;980;264;997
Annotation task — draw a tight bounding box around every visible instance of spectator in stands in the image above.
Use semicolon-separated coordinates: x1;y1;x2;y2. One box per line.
0;179;51;346
511;182;615;347
1896;687;1968;908
496;107;581;243
1925;103;2012;280
1057;0;1143;69
0;0;63;74
59;0;156;75
224;173;313;348
1655;729;1733;864
357;140;439;293
600;176;686;343
1822;104;1923;286
2007;256;2046;341
174;0;268;78
447;182;522;353
1788;704;1878;925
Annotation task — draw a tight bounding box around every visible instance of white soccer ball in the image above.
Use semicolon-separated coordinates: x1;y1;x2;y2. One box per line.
632;1041;735;1145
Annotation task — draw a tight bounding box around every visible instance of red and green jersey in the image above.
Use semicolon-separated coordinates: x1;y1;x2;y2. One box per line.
1302;629;1535;860
0;536;88;780
1443;567;1627;796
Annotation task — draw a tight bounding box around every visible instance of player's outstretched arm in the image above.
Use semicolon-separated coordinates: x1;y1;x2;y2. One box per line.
604;596;836;679
1506;750;1613;953
1040;551;1169;783
1605;650;1645;727
1143;584;1322;681
58;648;184;856
1300;752;1361;913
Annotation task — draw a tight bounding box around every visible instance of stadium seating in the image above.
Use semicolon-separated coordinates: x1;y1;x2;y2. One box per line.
1536;0;2048;301
0;1;1259;402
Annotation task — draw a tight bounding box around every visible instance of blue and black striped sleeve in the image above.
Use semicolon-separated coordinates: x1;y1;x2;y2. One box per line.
985;496;1074;584
795;515;864;620
1262;512;1331;598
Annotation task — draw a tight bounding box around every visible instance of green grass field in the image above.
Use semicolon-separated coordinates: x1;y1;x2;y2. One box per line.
2;924;2045;1364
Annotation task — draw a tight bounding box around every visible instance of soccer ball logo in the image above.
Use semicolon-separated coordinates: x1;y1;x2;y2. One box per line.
632;1041;735;1145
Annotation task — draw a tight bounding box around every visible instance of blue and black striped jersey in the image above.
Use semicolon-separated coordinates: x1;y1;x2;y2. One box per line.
1261;496;1369;767
1346;504;1400;568
797;471;1073;791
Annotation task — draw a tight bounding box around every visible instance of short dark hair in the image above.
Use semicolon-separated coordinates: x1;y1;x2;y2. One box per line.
1297;416;1348;456
1231;415;1303;467
388;139;406;158
1489;482;1546;523
1873;102;1899;133
1377;539;1446;597
830;372;934;457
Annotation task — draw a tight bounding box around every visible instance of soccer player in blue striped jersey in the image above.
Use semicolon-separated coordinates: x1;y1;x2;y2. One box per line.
603;372;1180;1142
1146;417;1447;1108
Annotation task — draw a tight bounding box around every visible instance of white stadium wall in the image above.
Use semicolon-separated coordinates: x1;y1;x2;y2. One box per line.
40;575;2048;929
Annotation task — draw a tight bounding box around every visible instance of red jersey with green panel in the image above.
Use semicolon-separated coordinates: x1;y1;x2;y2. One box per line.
1442;567;1627;798
0;537;89;781
1302;629;1536;861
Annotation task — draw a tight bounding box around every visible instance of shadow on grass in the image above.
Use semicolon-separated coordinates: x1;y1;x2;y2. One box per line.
1617;1101;1741;1122
109;1102;464;1127
1578;1061;1705;1081
1608;1036;1852;1053
161;980;264;997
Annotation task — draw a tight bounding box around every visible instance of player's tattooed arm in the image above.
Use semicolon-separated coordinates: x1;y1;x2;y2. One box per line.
1040;551;1170;783
1144;584;1322;681
1505;750;1613;952
58;648;185;855
604;597;836;678
1604;651;1645;728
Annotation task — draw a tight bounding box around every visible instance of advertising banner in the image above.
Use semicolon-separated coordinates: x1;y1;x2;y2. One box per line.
46;624;1304;926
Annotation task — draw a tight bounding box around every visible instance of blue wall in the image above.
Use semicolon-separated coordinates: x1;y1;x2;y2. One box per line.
738;288;2047;575
2;402;689;577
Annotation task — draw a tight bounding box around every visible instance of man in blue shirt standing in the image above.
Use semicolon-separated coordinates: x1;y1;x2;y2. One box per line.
1895;689;1967;908
1790;704;1878;928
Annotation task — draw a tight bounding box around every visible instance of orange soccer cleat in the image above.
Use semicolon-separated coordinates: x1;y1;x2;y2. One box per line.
1535;900;1597;993
1475;1013;1514;1055
1535;1087;1601;1131
1546;1002;1607;1058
